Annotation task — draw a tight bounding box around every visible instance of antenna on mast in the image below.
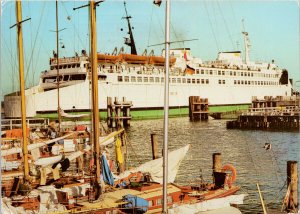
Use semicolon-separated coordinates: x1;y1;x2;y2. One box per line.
122;1;137;55
242;19;251;65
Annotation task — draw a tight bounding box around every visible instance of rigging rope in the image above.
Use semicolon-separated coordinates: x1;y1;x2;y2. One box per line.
203;0;220;51
216;1;235;50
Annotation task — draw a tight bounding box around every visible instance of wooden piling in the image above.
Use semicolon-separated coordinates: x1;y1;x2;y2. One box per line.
107;97;132;128
213;153;222;172
189;96;209;121
151;133;158;160
286;161;298;212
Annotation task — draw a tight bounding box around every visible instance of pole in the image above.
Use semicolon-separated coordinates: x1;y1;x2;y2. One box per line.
56;0;61;132
163;0;170;213
256;183;268;214
151;133;158;160
213;153;222;172
286;161;298;212
16;1;29;181
90;0;101;186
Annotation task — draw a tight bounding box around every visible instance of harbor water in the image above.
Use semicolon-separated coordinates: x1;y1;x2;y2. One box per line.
122;117;300;214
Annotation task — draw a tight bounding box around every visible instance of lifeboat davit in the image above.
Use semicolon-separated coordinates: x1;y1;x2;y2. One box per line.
148;56;176;66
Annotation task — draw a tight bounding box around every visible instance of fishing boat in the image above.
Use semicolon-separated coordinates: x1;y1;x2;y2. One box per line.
3;1;294;119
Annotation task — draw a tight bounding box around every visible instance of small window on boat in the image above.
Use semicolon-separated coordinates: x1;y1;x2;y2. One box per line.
255;81;257;85
63;75;69;81
201;70;204;74
222;71;225;75
144;77;148;82
230;71;232;76
131;76;136;82
137;77;142;82
155;77;159;82
206;79;209;84
172;78;176;83
150;77;154;82
192;79;195;84
205;70;208;75
201;79;204;84
210;71;213;75
245;80;247;85
118;76;123;82
238;80;240;84
234;80;236;84
241;72;244;76
197;79;200;84
177;78;181;83
251;73;253;77
70;74;86;81
167;196;173;203
218;71;221;75
124;76;129;82
218;80;222;84
222;80;225;84
98;75;107;81
248;81;251;85
258;81;260;85
233;71;236;76
187;79;191;84
241;80;244;84
182;78;186;83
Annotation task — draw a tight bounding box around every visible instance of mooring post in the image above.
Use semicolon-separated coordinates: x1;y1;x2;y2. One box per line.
151;133;158;160
286;161;298;212
213;153;222;172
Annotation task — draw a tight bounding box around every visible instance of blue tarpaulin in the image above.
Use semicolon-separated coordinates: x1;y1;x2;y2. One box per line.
101;155;114;186
122;194;149;213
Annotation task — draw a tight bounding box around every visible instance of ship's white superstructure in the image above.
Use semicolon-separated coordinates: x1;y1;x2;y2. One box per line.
4;45;293;117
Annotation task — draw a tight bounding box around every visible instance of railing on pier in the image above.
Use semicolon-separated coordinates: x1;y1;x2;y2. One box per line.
1;118;49;131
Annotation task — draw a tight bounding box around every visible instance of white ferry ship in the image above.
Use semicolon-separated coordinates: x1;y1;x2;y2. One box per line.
3;3;294;118
3;43;293;118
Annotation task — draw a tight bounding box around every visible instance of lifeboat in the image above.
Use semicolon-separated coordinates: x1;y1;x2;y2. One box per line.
148;56;176;66
97;54;121;63
120;54;148;64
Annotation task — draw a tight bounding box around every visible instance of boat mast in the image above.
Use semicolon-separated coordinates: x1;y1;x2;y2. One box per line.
90;0;101;185
56;0;61;132
123;1;137;55
242;19;251;65
163;0;170;213
15;1;29;181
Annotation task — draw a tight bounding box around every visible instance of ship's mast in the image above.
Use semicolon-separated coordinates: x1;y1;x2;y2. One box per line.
123;1;137;55
163;0;170;213
90;0;101;188
242;19;251;65
56;0;61;132
15;1;29;181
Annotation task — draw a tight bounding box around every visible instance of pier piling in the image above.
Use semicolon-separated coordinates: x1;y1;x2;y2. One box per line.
107;97;132;128
213;153;222;172
189;96;209;121
151;133;158;160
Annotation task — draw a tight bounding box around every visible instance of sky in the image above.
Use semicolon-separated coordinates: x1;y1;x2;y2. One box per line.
1;0;299;99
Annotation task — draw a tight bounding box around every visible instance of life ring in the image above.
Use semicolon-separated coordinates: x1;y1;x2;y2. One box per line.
222;164;236;187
